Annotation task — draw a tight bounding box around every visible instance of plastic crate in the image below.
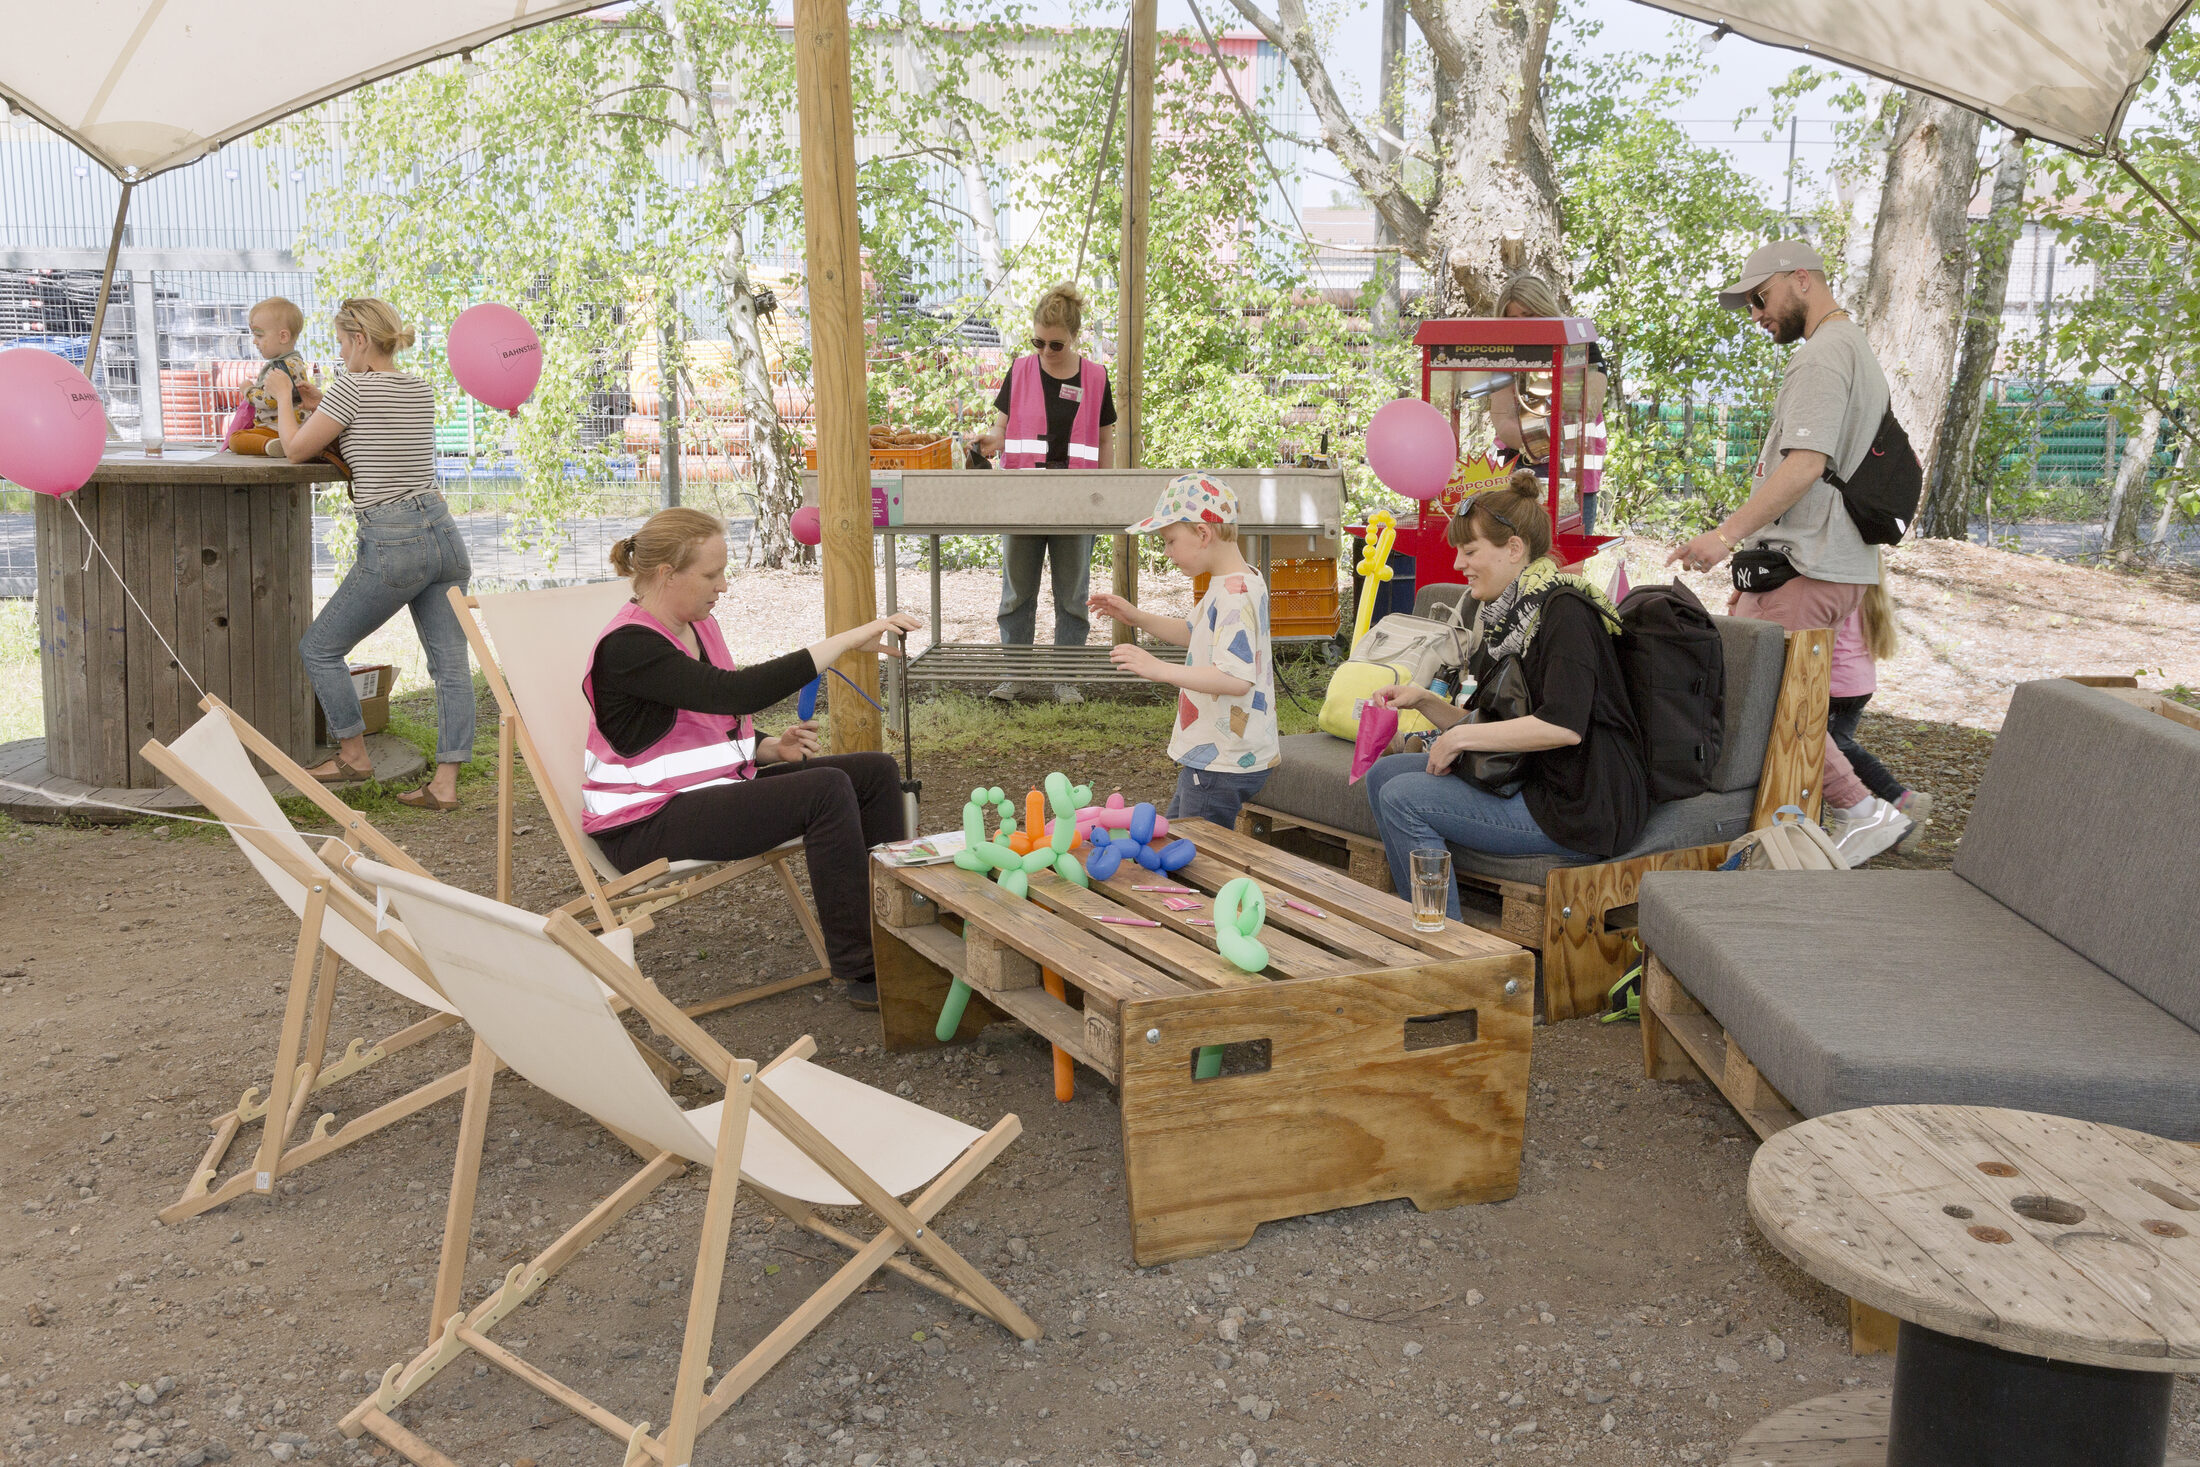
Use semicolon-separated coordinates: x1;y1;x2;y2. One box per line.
1193;557;1338;599
802;436;952;471
1273;588;1341;638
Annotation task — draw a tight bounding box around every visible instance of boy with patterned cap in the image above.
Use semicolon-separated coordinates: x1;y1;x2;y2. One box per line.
1088;473;1280;826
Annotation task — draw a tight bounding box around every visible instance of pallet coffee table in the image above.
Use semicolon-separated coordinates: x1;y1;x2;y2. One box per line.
1737;1104;2200;1467
871;817;1534;1265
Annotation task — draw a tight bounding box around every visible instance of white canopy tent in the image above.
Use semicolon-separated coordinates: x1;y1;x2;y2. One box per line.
1637;0;2193;155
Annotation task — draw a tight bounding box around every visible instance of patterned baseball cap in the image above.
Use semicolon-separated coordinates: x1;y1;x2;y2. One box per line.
1125;472;1238;534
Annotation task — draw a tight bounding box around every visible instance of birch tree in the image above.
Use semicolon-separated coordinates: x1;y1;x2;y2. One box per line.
1921;131;2028;540
1226;0;1565;313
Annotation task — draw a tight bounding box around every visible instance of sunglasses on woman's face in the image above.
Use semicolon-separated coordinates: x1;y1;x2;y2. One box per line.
1032;336;1069;352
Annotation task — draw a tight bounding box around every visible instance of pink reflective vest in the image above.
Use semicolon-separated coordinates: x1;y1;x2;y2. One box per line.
580;600;758;834
1001;354;1105;469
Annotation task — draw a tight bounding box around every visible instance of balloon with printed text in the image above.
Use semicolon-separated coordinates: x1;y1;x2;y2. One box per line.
1365;397;1458;501
0;347;108;497
446;303;542;411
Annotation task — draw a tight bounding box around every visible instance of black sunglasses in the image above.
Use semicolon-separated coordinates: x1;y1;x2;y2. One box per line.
1032;335;1069;352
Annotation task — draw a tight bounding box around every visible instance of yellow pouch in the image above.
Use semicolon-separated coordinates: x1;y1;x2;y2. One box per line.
1317;660;1435;740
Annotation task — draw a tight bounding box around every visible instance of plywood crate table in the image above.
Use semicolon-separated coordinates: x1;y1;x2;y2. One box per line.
871;816;1535;1265
1735;1104;2200;1467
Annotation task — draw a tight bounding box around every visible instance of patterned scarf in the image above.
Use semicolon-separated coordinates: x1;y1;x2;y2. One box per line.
1475;556;1623;668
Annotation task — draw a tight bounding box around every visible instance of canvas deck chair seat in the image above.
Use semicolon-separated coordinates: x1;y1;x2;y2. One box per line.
140;700;640;1224
452;579;828;1009
336;860;1036;1467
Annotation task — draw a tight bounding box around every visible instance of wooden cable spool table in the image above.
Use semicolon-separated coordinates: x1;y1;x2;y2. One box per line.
30;449;344;790
1736;1104;2200;1467
871;816;1535;1265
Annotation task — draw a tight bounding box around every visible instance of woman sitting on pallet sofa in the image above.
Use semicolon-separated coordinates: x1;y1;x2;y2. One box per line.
1363;473;1650;921
583;506;924;1009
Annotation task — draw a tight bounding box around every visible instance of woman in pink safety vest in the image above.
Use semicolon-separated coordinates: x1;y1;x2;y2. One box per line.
582;507;923;1009
971;282;1117;705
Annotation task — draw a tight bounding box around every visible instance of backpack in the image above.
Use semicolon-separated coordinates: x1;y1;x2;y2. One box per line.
1614;581;1725;803
1720;806;1848;870
1316;602;1475;741
1827;407;1923;545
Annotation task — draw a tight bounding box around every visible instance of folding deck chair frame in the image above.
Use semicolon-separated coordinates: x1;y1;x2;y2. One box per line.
143;698;671;1226
335;860;1037;1467
449;582;828;1009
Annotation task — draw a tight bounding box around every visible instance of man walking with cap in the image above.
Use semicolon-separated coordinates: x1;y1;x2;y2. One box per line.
1666;239;1914;864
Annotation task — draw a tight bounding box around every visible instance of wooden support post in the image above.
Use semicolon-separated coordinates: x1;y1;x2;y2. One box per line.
795;0;882;753
1111;0;1158;647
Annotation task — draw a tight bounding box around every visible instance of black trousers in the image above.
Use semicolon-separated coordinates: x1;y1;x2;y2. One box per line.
595;752;904;981
1826;695;1905;804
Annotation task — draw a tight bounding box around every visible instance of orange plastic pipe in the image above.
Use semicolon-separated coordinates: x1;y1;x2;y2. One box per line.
1042;968;1074;1102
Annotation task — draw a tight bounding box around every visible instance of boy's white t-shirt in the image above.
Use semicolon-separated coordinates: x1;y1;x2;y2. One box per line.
1168;568;1281;773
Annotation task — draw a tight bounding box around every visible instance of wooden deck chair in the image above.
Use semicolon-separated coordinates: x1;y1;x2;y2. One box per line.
335;858;1038;1467
141;699;653;1225
449;581;829;1008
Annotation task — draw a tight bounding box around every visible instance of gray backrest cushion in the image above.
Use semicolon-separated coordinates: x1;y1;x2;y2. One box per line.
1707;615;1788;794
1412;584;1784;796
1956;678;2200;1028
1414;583;1469;620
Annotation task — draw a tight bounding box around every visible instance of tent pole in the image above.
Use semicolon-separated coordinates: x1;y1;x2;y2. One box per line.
795;0;882;754
1110;0;1157;647
2113;148;2200;247
83;178;135;399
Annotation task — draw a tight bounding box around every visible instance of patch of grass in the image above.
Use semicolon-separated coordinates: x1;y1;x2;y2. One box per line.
0;598;39;745
2167;684;2199;710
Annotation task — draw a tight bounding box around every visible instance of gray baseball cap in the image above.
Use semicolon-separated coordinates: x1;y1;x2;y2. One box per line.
1717;239;1827;310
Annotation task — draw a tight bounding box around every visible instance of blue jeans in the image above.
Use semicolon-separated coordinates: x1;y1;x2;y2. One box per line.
1362;753;1584;920
997;533;1094;647
302;493;475;764
1167;765;1272;829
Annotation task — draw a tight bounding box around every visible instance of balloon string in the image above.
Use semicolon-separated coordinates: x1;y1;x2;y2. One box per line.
66;495;209;700
0;775;362;861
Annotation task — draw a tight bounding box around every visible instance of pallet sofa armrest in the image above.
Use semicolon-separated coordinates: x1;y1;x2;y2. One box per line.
1749;628;1831;830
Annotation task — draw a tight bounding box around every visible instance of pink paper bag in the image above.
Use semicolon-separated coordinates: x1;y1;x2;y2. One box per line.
1349;704;1400;783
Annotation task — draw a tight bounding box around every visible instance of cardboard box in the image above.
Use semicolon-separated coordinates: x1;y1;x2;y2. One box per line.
313;662;394;746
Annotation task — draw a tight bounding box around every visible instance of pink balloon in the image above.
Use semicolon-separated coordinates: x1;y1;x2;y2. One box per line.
1365;397;1458;501
790;505;823;546
446;303;542;411
0;348;107;496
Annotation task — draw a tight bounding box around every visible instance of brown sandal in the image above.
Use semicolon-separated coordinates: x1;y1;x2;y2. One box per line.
311;758;377;784
394;787;460;812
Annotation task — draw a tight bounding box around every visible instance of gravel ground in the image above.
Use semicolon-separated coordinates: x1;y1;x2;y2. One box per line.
5;542;2200;1467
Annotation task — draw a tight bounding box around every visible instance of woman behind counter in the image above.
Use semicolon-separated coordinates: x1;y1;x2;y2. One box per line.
1488;273;1609;535
971;282;1117;704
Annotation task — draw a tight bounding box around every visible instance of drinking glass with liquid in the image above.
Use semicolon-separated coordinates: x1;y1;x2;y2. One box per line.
1410;848;1453;932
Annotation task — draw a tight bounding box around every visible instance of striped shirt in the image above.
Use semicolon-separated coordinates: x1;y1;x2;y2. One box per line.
317;371;437;507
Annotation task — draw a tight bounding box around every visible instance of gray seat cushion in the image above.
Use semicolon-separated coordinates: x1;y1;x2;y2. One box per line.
1955;678;2200;1030
1259;732;1381;840
1639;868;2200;1139
1452;787;1756;886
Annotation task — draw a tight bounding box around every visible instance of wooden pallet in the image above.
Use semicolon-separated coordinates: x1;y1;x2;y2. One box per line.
873;817;1536;1264
1641;953;1902;1357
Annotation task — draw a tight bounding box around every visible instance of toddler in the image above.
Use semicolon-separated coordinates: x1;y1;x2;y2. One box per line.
227;297;316;457
1087;473;1279;827
1829;562;1931;852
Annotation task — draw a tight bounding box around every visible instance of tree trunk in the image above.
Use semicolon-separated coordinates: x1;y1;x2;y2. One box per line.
1921;131;2027;539
1229;0;1565;316
2155;439;2189;545
1859;93;1983;488
1370;0;1407;336
2105;399;2163;556
896;8;1006;297
659;0;806;570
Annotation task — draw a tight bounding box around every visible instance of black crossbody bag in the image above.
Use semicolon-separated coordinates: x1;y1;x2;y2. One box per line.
1730;547;1800;593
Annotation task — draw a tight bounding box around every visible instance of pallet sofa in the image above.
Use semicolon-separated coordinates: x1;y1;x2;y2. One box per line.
1242;583;1830;1022
1639;678;2200;1143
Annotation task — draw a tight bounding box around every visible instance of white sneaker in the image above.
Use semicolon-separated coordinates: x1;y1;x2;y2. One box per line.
987;681;1021;703
1053;683;1084;705
1826;797;1913;866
